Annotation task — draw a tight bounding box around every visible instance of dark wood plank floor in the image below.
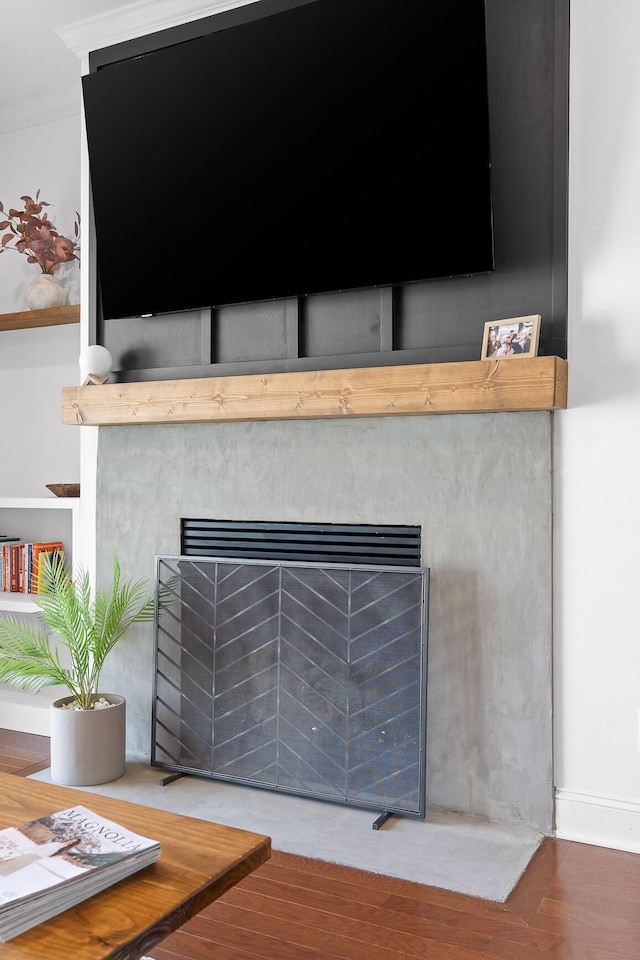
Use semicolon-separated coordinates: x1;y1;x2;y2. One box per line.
4;729;640;958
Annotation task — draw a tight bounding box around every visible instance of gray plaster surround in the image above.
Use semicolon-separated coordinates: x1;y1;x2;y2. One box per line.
95;410;553;833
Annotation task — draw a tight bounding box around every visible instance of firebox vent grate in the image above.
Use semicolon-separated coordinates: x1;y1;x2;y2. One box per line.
181;519;422;566
153;555;429;819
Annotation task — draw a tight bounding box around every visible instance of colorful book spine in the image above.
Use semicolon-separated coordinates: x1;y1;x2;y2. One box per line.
0;540;19;592
9;543;20;593
0;544;12;592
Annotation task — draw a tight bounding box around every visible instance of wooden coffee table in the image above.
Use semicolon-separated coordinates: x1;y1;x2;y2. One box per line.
0;772;270;960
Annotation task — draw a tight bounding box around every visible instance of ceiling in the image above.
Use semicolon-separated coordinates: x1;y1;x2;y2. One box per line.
0;0;133;132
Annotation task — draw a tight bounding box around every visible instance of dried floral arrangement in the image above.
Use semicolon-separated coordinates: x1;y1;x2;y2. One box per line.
0;190;80;275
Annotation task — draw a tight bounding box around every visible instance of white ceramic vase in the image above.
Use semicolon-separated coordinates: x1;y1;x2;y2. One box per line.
50;694;126;786
25;273;67;310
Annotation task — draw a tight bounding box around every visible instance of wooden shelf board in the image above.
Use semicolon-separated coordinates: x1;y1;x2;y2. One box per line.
62;356;568;427
0;304;80;331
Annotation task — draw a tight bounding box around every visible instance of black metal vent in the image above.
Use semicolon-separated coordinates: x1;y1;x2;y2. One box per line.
181;520;421;567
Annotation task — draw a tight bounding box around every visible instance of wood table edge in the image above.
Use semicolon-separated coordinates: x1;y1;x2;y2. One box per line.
0;773;271;959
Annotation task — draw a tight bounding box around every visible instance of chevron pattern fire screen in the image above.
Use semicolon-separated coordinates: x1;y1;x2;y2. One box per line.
153;556;429;818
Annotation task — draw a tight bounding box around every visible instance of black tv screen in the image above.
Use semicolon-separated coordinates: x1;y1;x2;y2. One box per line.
82;0;494;321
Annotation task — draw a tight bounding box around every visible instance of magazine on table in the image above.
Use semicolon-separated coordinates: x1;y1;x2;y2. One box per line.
0;805;160;941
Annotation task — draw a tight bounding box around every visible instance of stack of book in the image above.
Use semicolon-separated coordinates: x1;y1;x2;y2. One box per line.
0;804;161;941
0;538;63;594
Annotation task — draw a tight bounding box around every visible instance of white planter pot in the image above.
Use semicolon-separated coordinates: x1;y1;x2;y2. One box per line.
50;694;126;786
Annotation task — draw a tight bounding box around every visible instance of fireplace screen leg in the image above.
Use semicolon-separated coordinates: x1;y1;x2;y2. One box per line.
159;771;185;786
372;811;394;830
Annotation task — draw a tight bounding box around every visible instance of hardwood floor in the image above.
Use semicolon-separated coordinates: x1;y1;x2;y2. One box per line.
4;729;640;959
0;727;51;778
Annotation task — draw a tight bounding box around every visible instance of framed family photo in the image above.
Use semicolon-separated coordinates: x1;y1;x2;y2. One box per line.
481;314;541;360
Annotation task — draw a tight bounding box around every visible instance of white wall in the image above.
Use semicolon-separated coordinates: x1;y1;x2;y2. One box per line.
0;114;81;495
554;0;640;851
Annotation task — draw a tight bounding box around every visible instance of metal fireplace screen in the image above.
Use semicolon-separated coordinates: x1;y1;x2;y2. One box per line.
153;555;429;818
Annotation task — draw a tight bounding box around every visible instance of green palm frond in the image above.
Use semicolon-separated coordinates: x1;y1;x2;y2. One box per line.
0;553;156;711
0;615;73;693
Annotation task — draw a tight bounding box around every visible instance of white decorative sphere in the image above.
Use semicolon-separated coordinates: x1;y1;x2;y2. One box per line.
79;344;113;383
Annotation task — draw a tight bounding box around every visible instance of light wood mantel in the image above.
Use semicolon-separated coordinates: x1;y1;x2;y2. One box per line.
61;356;567;427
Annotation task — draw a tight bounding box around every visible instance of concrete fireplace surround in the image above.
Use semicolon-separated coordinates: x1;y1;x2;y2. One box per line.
95;408;554;835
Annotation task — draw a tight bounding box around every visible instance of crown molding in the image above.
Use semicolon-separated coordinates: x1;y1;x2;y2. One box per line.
55;0;260;59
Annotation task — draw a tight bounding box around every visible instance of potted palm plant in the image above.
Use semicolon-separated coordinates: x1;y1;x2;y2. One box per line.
0;553;155;786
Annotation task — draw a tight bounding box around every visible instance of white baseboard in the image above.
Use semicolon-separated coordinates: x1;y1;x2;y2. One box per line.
0;688;59;737
555;787;640;854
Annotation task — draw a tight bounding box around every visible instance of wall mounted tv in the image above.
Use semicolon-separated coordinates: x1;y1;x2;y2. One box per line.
82;0;495;321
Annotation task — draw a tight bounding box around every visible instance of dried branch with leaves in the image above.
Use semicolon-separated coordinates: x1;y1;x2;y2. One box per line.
0;189;80;275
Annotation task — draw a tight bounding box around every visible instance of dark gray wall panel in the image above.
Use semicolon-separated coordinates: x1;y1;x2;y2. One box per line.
105;309;210;371
215;300;292;363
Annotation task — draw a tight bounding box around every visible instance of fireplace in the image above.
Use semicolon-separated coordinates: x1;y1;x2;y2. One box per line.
94;410;554;834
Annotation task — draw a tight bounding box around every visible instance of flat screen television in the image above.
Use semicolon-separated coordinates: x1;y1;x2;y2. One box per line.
82;0;494;321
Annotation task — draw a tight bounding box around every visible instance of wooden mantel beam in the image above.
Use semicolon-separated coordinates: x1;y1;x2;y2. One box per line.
61;356;568;427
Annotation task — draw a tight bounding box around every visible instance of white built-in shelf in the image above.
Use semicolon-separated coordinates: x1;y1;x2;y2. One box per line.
0;594;38;615
0;497;79;614
0;496;79;511
0;497;79;736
